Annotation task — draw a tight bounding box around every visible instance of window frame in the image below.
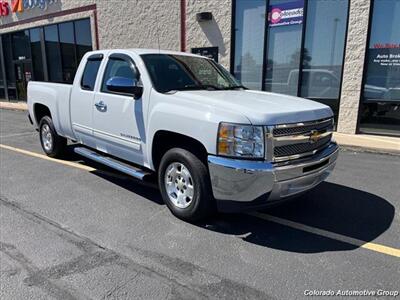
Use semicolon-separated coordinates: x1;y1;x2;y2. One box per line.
80;53;103;91
100;53;140;96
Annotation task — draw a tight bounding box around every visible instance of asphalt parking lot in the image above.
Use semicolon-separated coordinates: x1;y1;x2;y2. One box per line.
0;109;399;299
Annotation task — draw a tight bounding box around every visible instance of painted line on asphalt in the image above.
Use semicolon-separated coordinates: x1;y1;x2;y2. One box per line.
0;143;128;180
249;212;400;258
1;143;399;258
0;132;36;138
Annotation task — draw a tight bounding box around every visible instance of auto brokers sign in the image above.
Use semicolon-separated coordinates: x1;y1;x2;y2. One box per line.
0;0;57;17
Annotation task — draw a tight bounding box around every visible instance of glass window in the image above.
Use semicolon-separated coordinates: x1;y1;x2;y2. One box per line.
0;48;4;99
81;58;102;91
44;25;63;82
30;28;44;81
264;0;304;96
12;30;31;60
2;34;16;99
101;58;136;93
59;22;77;83
75;19;93;63
142;54;242;93
300;0;348;101
233;0;266;90
360;0;400;136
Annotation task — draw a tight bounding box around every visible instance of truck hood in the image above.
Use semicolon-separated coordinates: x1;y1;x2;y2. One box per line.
175;90;333;125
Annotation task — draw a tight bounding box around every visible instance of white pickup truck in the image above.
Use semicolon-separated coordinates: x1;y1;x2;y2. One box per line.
28;49;338;221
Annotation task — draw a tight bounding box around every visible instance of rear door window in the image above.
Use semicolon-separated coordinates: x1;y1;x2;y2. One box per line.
81;55;103;91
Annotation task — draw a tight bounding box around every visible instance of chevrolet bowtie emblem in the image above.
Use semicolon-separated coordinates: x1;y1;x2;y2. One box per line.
309;130;322;143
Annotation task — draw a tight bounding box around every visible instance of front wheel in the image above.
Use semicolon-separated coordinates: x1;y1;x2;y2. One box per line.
158;148;215;222
39;116;67;158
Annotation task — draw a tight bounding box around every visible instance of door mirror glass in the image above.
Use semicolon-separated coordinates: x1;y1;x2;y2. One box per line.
106;77;143;99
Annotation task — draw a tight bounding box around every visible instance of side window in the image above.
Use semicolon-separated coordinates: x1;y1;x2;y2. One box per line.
101;58;137;93
81;58;102;91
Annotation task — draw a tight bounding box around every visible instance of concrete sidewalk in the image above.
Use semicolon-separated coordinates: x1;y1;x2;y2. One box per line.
1;101;399;154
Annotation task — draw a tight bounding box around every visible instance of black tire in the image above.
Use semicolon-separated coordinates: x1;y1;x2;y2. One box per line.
39;116;67;158
158;148;215;222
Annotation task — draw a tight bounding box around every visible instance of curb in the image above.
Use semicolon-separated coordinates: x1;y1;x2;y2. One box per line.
0;101;28;111
1;101;399;155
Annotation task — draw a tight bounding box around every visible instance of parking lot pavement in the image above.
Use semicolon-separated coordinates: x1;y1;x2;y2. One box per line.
1;109;399;299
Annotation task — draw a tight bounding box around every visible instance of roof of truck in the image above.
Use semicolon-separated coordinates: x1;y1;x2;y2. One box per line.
95;48;204;58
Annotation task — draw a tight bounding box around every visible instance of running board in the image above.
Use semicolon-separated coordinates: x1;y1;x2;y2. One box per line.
74;147;151;180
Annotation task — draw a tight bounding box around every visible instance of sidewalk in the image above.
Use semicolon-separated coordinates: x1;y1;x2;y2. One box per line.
0;101;28;111
1;101;399;154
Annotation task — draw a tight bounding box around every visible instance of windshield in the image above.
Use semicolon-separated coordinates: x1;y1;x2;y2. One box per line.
141;54;245;93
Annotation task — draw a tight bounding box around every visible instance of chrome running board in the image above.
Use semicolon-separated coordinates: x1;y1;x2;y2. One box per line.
74;147;151;180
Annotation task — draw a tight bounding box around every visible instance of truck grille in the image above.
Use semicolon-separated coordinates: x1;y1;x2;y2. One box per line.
267;118;334;162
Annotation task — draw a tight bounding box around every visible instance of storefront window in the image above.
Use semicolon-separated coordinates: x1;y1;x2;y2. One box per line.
2;34;16;100
360;0;400;136
232;0;348;118
300;0;348;115
1;18;93;100
0;51;4;99
44;25;63;82
75;19;92;62
12;30;31;60
265;0;303;96
30;28;44;81
233;0;266;90
59;22;77;83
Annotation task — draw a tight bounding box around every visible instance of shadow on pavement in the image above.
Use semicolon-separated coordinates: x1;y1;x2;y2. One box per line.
201;182;395;253
64;146;395;253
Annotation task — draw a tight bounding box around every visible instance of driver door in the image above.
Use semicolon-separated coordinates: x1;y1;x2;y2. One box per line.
92;53;144;164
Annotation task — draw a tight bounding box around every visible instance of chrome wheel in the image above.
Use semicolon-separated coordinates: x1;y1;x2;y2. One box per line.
164;162;194;209
41;124;53;152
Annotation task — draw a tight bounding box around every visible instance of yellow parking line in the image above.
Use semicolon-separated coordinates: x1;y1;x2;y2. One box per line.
0;143;127;179
249;212;400;258
1;143;399;258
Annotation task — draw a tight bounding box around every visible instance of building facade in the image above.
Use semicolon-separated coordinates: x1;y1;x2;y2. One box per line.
0;0;399;136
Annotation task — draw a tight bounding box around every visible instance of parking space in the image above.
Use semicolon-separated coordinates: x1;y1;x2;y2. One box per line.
1;109;399;299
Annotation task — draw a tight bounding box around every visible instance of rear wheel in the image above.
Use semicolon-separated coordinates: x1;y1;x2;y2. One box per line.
158;148;215;222
39;116;67;158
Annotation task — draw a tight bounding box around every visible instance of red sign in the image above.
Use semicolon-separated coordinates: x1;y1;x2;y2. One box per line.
0;1;9;16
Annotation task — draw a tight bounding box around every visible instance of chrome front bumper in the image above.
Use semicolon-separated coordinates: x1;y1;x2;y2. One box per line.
208;142;339;207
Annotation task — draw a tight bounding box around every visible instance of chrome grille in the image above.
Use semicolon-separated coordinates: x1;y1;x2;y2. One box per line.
274;134;332;157
266;118;334;162
272;118;333;136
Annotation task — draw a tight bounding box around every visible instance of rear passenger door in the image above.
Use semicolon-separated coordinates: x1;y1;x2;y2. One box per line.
70;54;103;148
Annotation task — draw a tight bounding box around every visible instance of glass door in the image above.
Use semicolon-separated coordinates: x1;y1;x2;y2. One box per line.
14;61;32;101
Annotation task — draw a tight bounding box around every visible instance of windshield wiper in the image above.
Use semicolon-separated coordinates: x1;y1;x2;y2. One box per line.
222;85;247;90
164;84;222;93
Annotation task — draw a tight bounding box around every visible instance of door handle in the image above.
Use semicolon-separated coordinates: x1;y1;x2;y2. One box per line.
95;101;107;111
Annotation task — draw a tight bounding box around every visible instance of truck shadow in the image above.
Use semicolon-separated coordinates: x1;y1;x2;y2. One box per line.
65;147;395;254
201;182;395;253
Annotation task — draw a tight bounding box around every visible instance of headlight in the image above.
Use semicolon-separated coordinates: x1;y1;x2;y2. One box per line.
217;123;264;158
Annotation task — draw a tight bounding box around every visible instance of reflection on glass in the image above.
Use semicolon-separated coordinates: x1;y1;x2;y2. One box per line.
75;19;93;63
360;0;400;136
264;0;304;96
233;0;266;90
30;28;44;81
45;25;63;82
300;0;348;101
12;30;31;60
59;22;77;83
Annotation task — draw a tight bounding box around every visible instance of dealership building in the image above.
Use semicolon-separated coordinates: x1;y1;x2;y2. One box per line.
0;0;399;136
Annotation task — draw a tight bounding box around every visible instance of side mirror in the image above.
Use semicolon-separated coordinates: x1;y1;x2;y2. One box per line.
106;77;143;99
